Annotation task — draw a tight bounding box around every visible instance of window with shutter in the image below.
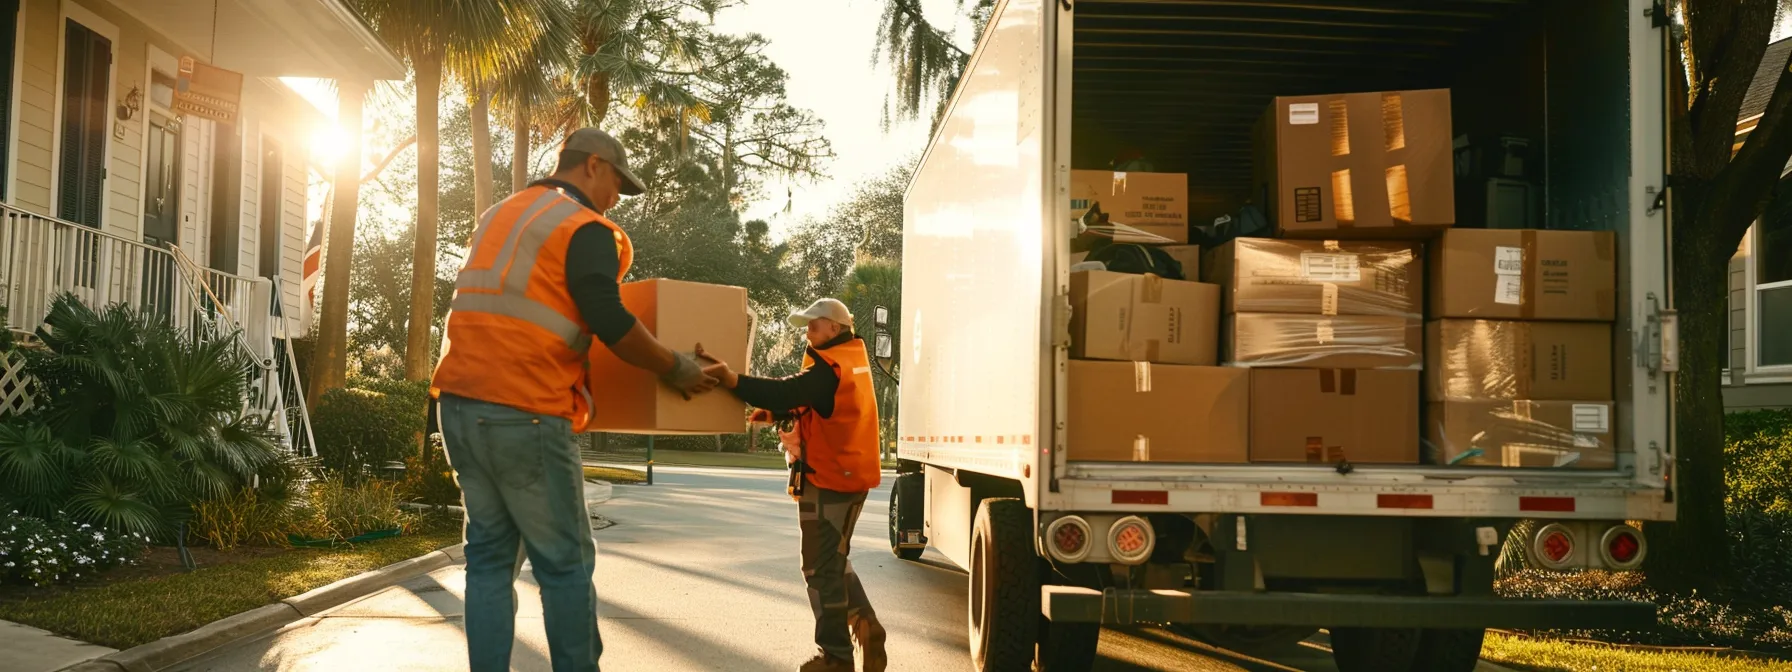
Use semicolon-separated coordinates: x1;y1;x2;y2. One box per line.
58;18;110;228
0;0;19;202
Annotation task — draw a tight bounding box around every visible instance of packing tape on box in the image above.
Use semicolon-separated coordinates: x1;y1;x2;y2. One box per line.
1133;361;1153;393
1316;319;1336;344
1522;230;1538;319
1305;437;1347;464
1139;273;1164;304
1321;283;1340;316
1316;369;1358;395
1133;435;1150;462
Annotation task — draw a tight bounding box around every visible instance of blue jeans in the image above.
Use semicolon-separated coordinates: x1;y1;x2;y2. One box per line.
439;394;601;672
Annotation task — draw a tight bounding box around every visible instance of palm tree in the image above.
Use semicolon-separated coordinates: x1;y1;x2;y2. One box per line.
570;0;719;130
353;0;567;381
871;0;993;128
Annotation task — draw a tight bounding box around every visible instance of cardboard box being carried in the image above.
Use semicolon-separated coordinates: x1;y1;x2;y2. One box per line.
588;279;751;434
1250;368;1419;464
1067;361;1249;463
1205;238;1421;317
1224;313;1422;370
1255;89;1454;238
1070;170;1189;244
1430;229;1617;321
1071;270;1220;366
1426;400;1616;469
1426;319;1612;401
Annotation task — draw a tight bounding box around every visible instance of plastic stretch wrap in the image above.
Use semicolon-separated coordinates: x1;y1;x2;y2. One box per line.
1425;319;1613;402
1224;313;1421;370
1425;400;1616;469
1207;238;1421;317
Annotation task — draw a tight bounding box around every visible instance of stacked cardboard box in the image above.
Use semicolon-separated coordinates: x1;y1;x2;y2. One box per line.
1206;238;1426;464
1425;229;1618;469
1065;268;1244;464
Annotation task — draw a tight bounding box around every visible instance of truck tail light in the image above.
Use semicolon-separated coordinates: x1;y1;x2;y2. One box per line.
1107;516;1155;565
1045;516;1092;563
1600;524;1646;570
1531;523;1577;570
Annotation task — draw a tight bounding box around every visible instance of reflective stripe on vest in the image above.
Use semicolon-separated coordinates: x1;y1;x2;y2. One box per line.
456;197;582;291
448;291;589;351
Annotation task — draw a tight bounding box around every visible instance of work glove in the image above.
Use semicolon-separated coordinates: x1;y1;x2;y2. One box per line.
660;351;717;399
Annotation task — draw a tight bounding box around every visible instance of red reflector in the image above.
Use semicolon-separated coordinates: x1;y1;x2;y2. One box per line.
1520;496;1576;512
1261;492;1318;507
1112;490;1169;505
1114;523;1149;553
1608;531;1640;563
1542;530;1573;562
1377;494;1434;509
1053;523;1086;553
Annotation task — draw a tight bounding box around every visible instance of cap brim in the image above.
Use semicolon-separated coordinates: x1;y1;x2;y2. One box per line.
617;166;647;196
787;313;815;329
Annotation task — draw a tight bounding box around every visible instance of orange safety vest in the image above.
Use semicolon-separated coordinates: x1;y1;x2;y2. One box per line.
797;339;883;493
431;185;633;432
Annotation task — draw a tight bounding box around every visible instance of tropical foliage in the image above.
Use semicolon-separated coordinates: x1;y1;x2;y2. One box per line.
0;296;283;538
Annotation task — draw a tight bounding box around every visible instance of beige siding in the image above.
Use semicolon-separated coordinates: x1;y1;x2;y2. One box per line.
1732;248;1748;374
280;145;305;336
13;0;57;215
237;120;258;278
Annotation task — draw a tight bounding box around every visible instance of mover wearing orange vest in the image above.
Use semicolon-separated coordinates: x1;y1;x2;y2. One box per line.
699;298;888;672
431;129;717;672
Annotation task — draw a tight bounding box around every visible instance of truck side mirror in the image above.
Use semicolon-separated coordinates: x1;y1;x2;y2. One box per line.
875;332;894;360
874;305;889;328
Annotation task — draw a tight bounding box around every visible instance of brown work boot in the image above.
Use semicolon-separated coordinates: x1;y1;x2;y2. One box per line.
849;612;888;672
798;651;853;672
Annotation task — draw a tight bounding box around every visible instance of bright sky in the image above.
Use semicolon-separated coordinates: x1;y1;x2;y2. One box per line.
287;0;972;235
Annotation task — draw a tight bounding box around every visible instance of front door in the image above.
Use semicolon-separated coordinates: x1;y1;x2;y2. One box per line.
141;114;180;318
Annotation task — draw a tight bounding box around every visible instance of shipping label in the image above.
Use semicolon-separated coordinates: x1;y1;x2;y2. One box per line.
1494;246;1524;275
1295;187;1322;222
1289;102;1320;125
1300;253;1362;282
1495;275;1524;305
1572;404;1610;433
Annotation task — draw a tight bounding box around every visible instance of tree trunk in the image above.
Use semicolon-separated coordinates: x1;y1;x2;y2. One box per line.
1648;193;1740;590
308;82;368;406
470;83;495;217
512;99;530;193
405;52;444;381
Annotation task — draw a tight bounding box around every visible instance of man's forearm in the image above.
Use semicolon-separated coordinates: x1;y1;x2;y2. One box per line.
607;322;678;375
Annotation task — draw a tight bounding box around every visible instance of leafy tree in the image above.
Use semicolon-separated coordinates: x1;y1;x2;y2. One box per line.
840;261;901;458
0;296;282;538
872;0;994;127
1648;1;1792;589
570;0;730;130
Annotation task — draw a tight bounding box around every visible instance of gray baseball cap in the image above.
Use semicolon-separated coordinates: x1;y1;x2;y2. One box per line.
561;128;646;196
789;298;853;329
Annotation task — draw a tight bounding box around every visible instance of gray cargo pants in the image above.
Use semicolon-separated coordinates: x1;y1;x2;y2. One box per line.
799;484;875;660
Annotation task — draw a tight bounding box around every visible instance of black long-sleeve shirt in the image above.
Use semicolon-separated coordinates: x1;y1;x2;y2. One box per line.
534;179;637;345
732;333;856;419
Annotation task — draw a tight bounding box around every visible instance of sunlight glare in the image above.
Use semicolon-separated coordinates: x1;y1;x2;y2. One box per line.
310;124;350;167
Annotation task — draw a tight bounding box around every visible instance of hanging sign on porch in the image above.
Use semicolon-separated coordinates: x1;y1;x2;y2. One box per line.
171;56;243;125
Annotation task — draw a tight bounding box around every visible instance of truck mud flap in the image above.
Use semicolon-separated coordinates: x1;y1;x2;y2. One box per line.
1041;587;1656;631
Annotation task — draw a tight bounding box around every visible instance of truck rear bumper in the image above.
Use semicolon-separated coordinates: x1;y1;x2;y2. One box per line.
1041;587;1657;630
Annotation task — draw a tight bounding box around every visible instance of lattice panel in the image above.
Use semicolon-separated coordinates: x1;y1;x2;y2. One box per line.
0;349;39;418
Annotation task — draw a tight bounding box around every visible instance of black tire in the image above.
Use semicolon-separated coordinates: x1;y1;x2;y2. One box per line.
1329;627;1421;672
1178;624;1318;654
889;473;924;561
969;498;1039;672
1036;616;1099;672
1409;628;1486;672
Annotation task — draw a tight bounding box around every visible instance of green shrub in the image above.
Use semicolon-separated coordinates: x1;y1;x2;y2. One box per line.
1726;409;1792;515
0;510;147;587
189;486;300;551
0;295;282;539
289;477;417;542
310;377;428;482
400;433;460;507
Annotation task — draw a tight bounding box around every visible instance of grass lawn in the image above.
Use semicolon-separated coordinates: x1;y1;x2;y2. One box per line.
0;528;462;650
583;465;647;484
1482;632;1792;672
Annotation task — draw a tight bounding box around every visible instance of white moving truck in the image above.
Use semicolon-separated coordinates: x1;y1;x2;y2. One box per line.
886;1;1673;670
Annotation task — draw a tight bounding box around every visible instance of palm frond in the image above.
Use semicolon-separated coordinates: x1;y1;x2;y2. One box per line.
0;422;74;497
69;475;165;537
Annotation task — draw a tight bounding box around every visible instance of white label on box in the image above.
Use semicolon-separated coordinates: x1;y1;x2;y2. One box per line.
1300;253;1361;282
1573;404;1610;433
1316;320;1336;344
1289;103;1320;125
1494;246;1524;275
1495;275;1524;305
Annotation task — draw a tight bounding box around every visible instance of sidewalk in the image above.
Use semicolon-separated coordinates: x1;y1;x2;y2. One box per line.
1;619;118;672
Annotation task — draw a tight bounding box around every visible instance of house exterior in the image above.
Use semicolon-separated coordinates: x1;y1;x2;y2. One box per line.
1727;38;1792;413
0;0;403;447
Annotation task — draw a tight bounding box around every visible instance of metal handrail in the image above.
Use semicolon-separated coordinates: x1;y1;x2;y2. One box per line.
269;275;317;457
166;245;275;371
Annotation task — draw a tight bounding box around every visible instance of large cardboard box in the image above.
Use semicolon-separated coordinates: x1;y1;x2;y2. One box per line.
1426;319;1612;401
1224;313;1422;370
1256;89;1454;238
1205;238;1421;317
588;279;752;434
1430;229;1617;321
1071;270;1220;365
1250;369;1419;464
1426;400;1616;469
1068;361;1248;463
1070;170;1188;244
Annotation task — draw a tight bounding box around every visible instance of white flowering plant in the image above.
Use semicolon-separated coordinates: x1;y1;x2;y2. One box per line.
0;510;146;587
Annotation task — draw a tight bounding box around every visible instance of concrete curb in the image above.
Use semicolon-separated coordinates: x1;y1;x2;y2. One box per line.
584;479;613;507
55;541;464;672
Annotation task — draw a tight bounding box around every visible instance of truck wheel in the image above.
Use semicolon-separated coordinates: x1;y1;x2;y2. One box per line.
1178;624;1317;654
969;498;1038;672
1409;628;1485;672
1329;627;1420;672
889;473;924;561
1036;616;1099;671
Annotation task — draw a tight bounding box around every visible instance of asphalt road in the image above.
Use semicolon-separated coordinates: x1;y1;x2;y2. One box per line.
171;466;1493;672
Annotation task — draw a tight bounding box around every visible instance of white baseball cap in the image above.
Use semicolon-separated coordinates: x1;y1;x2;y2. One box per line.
788;298;853;329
